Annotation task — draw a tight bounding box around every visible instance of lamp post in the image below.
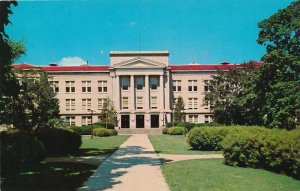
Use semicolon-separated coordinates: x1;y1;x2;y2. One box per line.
88;109;95;139
162;111;165;127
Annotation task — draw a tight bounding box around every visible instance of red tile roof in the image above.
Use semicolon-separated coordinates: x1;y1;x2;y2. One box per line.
13;63;37;69
41;65;109;72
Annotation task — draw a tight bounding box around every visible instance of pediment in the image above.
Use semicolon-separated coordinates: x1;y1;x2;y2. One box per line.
112;57;166;69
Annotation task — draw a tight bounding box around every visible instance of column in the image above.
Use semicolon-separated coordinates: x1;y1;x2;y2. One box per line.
165;71;171;111
160;75;164;110
115;75;120;110
145;75;149;110
130;75;135;111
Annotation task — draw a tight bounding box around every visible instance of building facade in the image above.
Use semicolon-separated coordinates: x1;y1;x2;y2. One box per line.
15;51;239;128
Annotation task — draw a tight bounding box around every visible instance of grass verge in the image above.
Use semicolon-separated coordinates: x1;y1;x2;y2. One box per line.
162;159;300;191
149;135;221;155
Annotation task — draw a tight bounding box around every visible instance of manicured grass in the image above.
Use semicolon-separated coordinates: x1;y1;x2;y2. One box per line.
1;135;130;191
149;135;221;155
162;159;300;191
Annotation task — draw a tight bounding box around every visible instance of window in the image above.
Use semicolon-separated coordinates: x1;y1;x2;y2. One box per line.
173;80;181;92
98;80;108;92
189;115;198;123
122;97;129;109
65;116;75;126
204;100;214;109
136;97;143;109
81;116;92;126
66;81;75;93
205;115;213;123
66;99;75;111
173;97;178;109
150;77;158;90
151;96;158;109
98;98;107;110
50;81;59;93
82;99;91;111
204;80;212;92
136;77;144;90
82;81;91;93
188;80;198;92
122;78;129;90
188;98;198;109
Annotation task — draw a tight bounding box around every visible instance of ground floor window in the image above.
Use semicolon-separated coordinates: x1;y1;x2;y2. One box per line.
65;116;76;126
204;115;213;123
188;115;198;123
82;116;92;126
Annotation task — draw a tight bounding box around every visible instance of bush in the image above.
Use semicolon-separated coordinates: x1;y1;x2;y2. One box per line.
1;129;45;166
68;125;107;135
163;126;185;135
93;128;118;137
194;123;221;127
222;128;300;179
165;122;195;131
93;122;115;129
36;127;82;156
162;128;169;134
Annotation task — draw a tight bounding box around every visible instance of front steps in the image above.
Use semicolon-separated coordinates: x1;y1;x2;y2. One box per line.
118;128;163;135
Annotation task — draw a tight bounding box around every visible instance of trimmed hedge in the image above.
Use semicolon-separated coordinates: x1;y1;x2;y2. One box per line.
93;128;118;137
36;127;82;156
68;125;106;135
222;128;300;180
166;122;195;131
93;122;115;129
163;127;185;135
1;130;45;166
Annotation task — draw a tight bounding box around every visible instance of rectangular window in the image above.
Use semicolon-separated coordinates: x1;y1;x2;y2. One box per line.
204;100;214;109
189;115;198;123
136;96;143;109
188;98;198;109
188;80;198;92
173;80;181;92
98;98;107;110
150;77;158;90
65;116;75;126
122;78;129;90
50;81;59;93
136;77;144;90
173;97;178;109
82;99;91;111
122;97;129;109
82;81;91;93
151;96;158;109
66;81;75;93
204;80;211;92
205;115;213;123
98;80;108;92
66;99;75;111
81;116;92;126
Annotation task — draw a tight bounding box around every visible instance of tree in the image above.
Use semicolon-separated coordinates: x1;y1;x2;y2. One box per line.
99;98;117;127
174;96;185;122
205;62;261;125
256;1;300;129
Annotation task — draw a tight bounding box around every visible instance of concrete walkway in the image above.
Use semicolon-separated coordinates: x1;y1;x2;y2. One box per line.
78;134;170;191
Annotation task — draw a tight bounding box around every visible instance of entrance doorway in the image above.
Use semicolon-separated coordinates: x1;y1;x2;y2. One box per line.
136;115;144;128
151;115;159;128
121;115;130;128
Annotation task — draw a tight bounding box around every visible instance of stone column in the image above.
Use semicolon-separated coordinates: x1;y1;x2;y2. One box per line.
165;71;170;111
130;75;135;111
115;75;120;110
160;75;164;110
145;75;149;110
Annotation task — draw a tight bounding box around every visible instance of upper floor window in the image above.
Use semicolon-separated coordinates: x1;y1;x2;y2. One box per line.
66;99;75;111
50;81;59;93
136;96;143;109
204;100;214;109
122;97;129;109
122;78;129;90
204;80;212;92
98;98;107;110
82;99;91;111
188;80;198;92
136;77;144;90
65;116;75;126
188;98;198;109
98;80;108;92
66;81;75;93
173;80;181;92
151;96;158;109
82;81;91;93
173;97;178;109
150;77;158;90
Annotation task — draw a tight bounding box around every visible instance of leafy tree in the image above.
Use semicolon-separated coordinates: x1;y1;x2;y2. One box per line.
174;96;185;122
256;1;300;129
205;62;261;125
99;98;117;127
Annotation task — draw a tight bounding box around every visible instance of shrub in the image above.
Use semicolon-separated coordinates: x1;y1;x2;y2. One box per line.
93;128;118;137
165;126;185;135
69;125;106;135
36;127;82;156
194;123;221;127
1;129;45;166
222;128;300;179
166;122;195;131
93;122;115;129
162;128;169;134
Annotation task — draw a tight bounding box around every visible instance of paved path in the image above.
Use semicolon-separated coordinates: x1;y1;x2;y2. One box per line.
78;134;170;191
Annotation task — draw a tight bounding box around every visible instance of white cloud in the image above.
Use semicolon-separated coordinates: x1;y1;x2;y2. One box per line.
58;56;87;66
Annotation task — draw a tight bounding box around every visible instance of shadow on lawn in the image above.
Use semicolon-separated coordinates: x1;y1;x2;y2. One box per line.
79;145;173;191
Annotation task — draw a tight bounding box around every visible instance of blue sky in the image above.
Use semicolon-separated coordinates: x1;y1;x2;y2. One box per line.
7;0;294;66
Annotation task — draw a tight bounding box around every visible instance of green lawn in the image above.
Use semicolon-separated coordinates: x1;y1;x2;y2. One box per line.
162;159;300;191
1;135;130;191
149;135;221;155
